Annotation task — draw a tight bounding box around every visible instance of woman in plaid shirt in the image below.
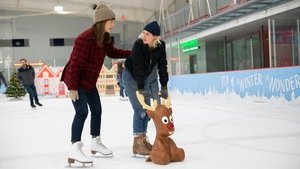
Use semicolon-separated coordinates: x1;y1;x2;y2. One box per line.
61;4;131;166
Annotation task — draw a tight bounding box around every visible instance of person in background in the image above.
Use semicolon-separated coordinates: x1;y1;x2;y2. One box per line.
61;3;131;166
122;21;169;156
116;61;127;101
17;58;42;108
0;71;8;88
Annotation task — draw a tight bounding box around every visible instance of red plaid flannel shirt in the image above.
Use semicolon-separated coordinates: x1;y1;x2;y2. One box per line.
62;28;131;92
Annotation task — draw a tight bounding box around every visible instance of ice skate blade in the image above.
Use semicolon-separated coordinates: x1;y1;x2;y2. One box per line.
90;152;114;158
65;162;93;168
66;159;93;168
132;154;149;159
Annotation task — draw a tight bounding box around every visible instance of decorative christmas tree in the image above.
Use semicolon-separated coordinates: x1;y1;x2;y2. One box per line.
5;72;26;98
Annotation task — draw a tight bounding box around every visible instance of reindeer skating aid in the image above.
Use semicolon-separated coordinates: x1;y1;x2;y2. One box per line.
136;92;185;165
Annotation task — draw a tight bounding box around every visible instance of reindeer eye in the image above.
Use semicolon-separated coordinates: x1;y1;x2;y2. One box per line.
169;115;173;123
161;116;168;124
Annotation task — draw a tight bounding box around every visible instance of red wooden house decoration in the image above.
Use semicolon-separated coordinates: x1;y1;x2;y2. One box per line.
35;64;55;95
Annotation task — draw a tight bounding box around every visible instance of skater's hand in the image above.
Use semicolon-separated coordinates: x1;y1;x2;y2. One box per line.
69;90;79;102
138;89;150;99
160;86;168;99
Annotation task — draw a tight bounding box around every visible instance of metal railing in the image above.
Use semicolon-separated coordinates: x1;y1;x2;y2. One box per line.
161;0;250;38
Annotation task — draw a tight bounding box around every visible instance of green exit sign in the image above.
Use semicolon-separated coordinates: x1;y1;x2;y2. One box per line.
180;40;200;52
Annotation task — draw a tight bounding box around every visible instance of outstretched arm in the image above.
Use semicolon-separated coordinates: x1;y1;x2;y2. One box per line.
106;43;131;59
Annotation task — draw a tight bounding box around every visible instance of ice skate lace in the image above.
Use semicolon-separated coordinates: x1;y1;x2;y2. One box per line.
96;139;109;149
77;142;84;150
143;135;151;144
100;142;109;149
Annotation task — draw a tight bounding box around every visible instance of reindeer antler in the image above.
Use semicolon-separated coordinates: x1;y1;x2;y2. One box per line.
136;91;157;111
161;95;172;109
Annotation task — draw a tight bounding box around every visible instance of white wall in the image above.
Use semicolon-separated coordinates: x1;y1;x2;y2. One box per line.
11;15;91;66
0;14;144;68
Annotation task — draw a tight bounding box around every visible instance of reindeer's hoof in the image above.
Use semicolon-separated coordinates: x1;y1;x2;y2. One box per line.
146;157;152;162
178;148;185;161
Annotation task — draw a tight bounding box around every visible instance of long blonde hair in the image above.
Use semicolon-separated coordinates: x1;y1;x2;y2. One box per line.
138;33;161;48
93;21;112;48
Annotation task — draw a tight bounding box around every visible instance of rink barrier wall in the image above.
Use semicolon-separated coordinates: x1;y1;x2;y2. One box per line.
168;66;300;102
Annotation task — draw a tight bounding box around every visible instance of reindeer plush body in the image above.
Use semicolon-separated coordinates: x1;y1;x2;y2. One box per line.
136;92;185;165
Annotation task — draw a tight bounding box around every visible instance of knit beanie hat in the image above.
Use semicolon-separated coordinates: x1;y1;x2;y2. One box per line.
143;21;160;36
93;4;115;23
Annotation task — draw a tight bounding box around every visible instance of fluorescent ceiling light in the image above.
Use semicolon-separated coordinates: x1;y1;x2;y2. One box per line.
54;5;63;12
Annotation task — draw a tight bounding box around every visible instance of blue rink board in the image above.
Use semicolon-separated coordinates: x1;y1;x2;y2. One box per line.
169;66;300;101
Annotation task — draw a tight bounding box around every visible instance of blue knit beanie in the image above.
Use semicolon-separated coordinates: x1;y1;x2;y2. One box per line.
143;21;160;36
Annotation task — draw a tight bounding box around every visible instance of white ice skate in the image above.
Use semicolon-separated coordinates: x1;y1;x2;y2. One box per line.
90;136;113;157
66;141;93;168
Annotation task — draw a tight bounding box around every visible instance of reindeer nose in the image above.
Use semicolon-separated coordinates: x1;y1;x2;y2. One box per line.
167;123;174;130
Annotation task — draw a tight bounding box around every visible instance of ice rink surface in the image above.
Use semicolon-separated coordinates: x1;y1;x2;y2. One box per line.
0;93;300;169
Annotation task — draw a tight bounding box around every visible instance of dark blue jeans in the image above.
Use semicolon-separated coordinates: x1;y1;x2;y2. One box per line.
148;64;160;103
122;65;160;135
119;82;127;97
123;68;157;135
71;87;102;142
24;84;39;106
